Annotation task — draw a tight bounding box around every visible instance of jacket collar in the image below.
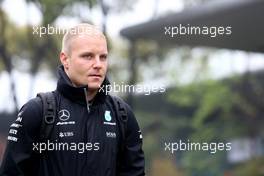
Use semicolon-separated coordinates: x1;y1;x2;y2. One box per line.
56;65;110;106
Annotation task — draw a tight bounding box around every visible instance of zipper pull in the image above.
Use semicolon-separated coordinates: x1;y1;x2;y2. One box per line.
87;103;90;113
84;88;90;113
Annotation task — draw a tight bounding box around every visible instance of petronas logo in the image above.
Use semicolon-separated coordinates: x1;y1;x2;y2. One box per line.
104;111;111;122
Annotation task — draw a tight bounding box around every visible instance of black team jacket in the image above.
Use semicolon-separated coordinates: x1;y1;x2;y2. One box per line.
0;65;145;176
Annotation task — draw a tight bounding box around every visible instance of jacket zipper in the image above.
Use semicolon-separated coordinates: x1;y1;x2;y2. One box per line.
83;88;90;113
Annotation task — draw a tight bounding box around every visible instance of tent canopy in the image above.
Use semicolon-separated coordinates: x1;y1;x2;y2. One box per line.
120;0;264;53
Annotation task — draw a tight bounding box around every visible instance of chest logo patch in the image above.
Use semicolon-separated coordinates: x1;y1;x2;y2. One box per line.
104;110;112;122
58;109;70;121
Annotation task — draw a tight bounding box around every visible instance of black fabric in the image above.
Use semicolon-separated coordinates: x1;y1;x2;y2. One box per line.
37;92;57;141
38;92;128;162
0;65;145;176
56;65;110;106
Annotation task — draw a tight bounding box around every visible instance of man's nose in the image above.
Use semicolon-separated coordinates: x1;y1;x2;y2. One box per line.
93;56;102;68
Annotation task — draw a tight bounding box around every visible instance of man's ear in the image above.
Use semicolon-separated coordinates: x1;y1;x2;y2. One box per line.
60;52;69;70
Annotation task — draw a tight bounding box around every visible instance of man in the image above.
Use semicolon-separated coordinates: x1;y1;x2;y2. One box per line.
0;23;145;176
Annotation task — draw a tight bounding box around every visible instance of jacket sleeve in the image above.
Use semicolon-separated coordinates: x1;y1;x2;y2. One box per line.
0;98;42;176
117;103;145;176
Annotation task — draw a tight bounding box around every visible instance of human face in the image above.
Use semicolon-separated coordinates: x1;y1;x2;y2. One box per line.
60;34;108;90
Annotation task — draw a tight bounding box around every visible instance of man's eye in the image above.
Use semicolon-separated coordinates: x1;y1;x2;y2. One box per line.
100;55;107;61
82;54;93;60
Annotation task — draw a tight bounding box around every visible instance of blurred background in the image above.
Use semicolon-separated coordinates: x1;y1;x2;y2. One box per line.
0;0;264;175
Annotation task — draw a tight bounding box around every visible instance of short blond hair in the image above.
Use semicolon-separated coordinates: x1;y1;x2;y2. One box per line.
61;23;105;55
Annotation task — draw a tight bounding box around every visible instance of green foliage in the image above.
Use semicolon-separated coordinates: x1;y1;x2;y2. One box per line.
151;156;185;176
27;0;96;24
182;150;226;176
231;158;264;176
160;74;264;175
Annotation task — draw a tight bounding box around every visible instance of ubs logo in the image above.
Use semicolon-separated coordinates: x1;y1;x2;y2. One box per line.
58;109;70;121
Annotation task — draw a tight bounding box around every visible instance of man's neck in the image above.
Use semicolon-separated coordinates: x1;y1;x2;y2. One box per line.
69;80;98;101
87;89;98;101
